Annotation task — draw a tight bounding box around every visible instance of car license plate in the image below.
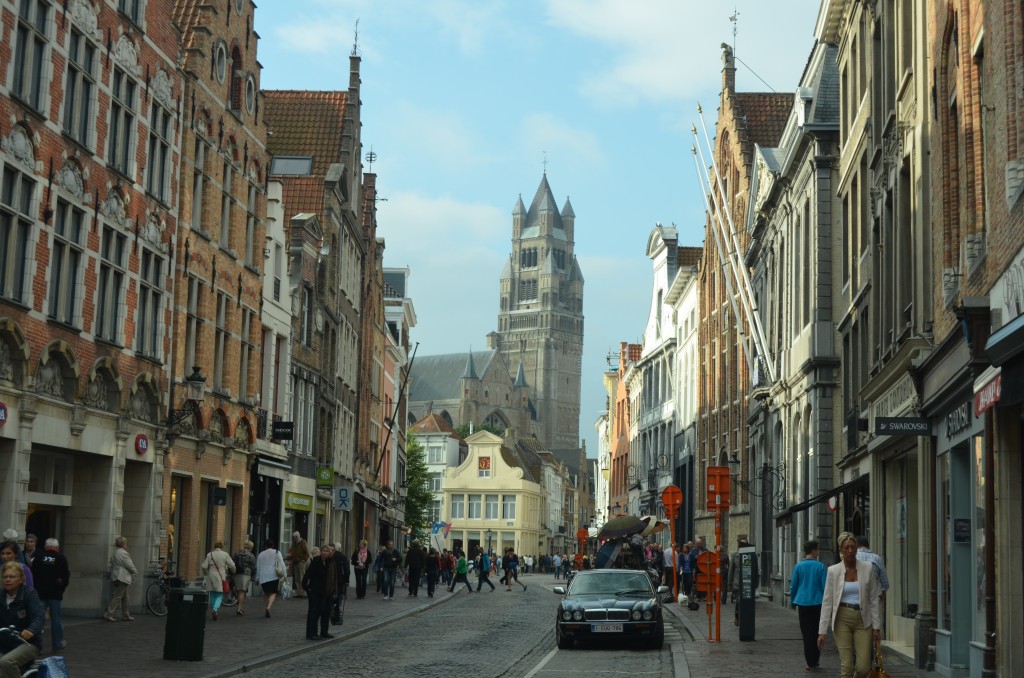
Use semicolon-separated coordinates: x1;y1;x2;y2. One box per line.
592;623;623;632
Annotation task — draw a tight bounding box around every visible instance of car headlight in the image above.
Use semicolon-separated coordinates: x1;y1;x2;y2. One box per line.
561;610;573;621
573;610;584;621
632;610;642;620
642;610;653;620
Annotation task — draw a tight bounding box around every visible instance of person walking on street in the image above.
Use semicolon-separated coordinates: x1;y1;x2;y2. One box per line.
679;543;692;598
855;536;889;602
475;547;495;592
288;531;311;599
232;540;256;616
201;540;236;621
301;545;339;640
791;539;828;671
373;545;386;593
448;549;473;594
380;540;400;600
104;536;137;621
552;552;562;580
406;540;425;597
424;547;440;597
256;539;287;618
0;561;44;677
29;538;69;652
818;532;882;678
351;539;371;599
21;535;38;568
505;550;527;591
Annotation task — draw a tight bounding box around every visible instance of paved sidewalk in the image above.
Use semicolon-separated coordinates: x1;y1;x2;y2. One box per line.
54;578;459;678
664;596;942;678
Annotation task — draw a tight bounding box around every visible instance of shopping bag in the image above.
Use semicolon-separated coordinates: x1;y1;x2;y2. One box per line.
869;641;890;678
38;656;70;678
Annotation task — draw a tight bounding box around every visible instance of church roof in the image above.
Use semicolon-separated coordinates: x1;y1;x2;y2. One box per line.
512;195;526;216
514;361;528;387
561;197;575;219
522;174;567;240
408;351;501;401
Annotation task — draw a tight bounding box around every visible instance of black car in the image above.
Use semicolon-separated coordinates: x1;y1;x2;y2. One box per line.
553;568;668;650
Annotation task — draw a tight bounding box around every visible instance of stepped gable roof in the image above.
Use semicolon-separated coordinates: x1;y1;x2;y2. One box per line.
280;176;324;218
263;90;349;177
172;1;203;69
523;174;567;239
410;413;456;436
734;92;793;150
501;436;549;483
408;351;502;401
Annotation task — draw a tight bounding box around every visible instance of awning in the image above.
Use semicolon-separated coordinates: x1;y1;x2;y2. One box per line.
256;457;291;481
776;475;869;519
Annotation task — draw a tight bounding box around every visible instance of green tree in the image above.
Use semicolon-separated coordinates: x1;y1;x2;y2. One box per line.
454;423;504;439
403;433;433;543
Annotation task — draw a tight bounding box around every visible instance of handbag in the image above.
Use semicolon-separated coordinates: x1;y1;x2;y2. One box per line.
869;640;890;678
213;557;230;593
274;550;285;578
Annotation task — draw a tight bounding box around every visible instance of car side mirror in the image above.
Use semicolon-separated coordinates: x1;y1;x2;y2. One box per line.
553;586;566;595
656;586;669;594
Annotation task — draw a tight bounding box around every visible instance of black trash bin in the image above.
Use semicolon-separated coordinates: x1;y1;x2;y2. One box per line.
163;588;208;661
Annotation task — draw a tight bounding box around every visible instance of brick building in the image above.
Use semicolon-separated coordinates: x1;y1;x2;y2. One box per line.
0;0;182;612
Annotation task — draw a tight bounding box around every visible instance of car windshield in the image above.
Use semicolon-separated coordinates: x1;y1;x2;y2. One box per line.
569;573;652;596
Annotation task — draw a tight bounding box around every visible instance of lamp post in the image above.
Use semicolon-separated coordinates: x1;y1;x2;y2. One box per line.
485;529;494;555
165;366;206;443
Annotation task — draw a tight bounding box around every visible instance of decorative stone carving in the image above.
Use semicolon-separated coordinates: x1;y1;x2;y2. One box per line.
57;161;85;199
100;193;127;227
70;0;99;36
2;125;35;169
113;35;141;77
128;387;155;423
152;69;174;110
0;341;13;382
177;403;198;438
209;411;225;444
70;405;86;436
142;215;164;249
83;373;109;409
753;155;773;214
233;421;249;448
35;359;65;399
194;440;206;460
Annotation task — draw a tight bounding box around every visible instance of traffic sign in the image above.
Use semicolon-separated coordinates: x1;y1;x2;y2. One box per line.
661;485;683;508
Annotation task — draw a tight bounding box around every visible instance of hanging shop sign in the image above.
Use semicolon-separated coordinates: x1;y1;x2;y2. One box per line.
285;491;313;512
875;417;929;435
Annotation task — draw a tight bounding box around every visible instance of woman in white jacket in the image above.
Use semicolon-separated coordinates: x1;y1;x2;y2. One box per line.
255;538;287;618
201;541;236;621
817;532;882;678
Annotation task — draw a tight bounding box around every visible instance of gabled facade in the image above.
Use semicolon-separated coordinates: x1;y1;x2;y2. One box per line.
409;413;464;526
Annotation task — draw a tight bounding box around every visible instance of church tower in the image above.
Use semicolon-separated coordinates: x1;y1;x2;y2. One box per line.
492;174;585;452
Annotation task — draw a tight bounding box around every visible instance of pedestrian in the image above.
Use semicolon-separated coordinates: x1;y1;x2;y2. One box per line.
0;561;44;676
441;549;454;587
406;540;425;597
288;531;311;599
29;538;70;652
232;540;256;616
679;543;692;597
689;538;706;601
475;547;495;592
791;539;828;671
380;539;400;600
104;536;137;622
0;541;32;591
855;536;889;601
505;550;527;591
351;539;371;599
201;540;236;621
662;543;676;591
373;545;386;593
255;538;287;618
301;545;339;640
330;544;350;625
448;549;473;594
817;532;882;678
21;534;38;568
424;547;440;598
552;552;562;579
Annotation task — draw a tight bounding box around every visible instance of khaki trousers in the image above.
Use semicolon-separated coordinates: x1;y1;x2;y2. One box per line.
105;580;131;618
833;604;873;678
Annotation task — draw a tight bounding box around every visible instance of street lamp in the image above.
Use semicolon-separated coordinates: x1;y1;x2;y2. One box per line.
485;529;494;554
165;366;206;443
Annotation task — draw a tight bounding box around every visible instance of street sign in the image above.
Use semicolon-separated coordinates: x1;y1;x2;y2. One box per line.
576;528;588;542
706;466;731;511
316;465;333;487
694;551;720;594
661;485;683;508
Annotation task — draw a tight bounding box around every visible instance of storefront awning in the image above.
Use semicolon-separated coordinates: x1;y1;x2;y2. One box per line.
256;457;291;481
776;475;869;520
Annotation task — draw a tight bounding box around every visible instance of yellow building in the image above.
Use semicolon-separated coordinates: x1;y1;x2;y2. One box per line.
443;431;545;558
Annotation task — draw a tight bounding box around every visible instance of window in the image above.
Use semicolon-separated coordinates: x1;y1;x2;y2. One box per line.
220;161;233;249
63;28;96;146
468;494;482;519
239;307;254;399
244;184;257;265
300;286;313;346
244;74;256;115
13;0;49;111
485;494;498;520
450;494;464;520
0;167;36;304
519;279;538;301
117;0;141;23
214;43;227;84
430;500;442;523
96;226;127;342
191;137;207;231
429;473;442;492
184;275;202;370
136;247;163;358
428;446;444;464
214;292;228;393
502;495;516;520
146;102;172;201
108;67;137;176
292;377;314;456
48;200;85;325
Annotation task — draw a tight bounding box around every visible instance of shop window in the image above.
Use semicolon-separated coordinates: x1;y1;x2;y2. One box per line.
28;451;73;499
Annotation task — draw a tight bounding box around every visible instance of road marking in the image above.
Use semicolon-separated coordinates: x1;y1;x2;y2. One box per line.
522;647;559;677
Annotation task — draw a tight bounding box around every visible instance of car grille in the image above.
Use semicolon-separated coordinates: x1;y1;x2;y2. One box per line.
584;609;631;622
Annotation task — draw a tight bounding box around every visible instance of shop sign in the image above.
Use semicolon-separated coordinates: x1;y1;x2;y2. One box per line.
872;374;917;419
876;417;929;435
272;420;294;440
316;466;333;487
0;402;7;427
333;483;352;511
134;434;149;455
285;491;313;512
974;373;1001;416
946;401;974;440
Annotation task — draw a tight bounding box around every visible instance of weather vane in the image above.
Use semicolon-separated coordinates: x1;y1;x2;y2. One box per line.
729;7;740;54
542;151;548;175
352;19;360;56
365;146;377;172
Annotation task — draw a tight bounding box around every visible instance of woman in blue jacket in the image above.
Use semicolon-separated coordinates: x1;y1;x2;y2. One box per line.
0;560;44;676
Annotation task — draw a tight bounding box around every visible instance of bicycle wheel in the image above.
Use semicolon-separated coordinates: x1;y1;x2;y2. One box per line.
147;582;168;616
221;587;237;607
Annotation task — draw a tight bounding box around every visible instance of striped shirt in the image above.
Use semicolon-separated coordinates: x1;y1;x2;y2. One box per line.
856;547;889;591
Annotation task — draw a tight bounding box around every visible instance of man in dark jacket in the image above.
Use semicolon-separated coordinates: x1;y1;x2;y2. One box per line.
30;538;70;652
405;540;425;597
380;540;400;600
301;545;339;641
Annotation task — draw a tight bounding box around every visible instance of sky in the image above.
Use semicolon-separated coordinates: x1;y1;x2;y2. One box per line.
254;0;823;459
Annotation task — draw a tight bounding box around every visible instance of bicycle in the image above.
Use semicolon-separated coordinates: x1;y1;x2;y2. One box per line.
145;560;184;616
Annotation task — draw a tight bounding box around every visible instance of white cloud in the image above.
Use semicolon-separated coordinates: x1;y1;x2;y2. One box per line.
379;102;496;173
521;113;606;170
